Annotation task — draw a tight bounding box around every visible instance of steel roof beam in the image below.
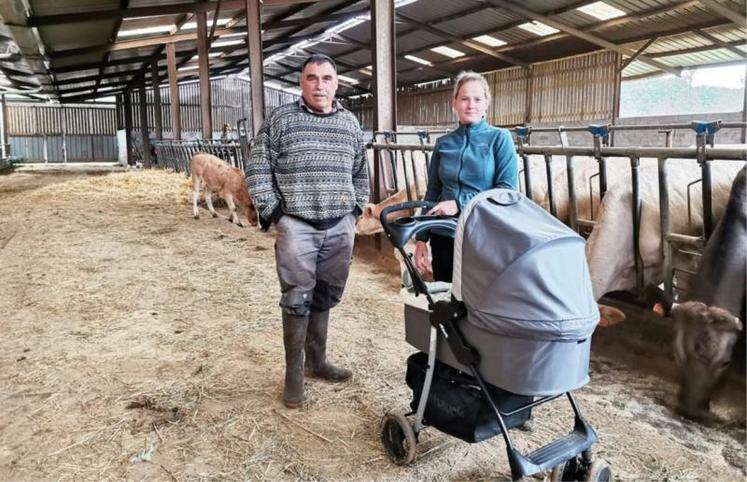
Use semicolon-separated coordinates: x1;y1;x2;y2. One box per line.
692;28;747;57
48;26;242;59
483;0;683;76
93;0;129;97
22;1;246;27
617;37;658;73
647;37;745;57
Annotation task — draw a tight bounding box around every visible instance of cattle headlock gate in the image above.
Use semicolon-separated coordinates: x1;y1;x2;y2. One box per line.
368;120;747;304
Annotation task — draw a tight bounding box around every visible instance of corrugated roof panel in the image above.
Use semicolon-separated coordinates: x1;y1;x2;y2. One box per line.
706;25;747;43
397;0;478;21
29;0;119;15
41;23;117;51
521;0;583;12
438;8;522;36
495;27;547;45
623;59;657;76
397;29;452;54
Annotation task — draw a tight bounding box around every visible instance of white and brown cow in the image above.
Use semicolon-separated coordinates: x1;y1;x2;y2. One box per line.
585;158;743;301
191;153;258;227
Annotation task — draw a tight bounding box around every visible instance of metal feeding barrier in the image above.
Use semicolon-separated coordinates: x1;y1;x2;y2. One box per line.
152;139;246;175
369;120;747;303
151;117;255;175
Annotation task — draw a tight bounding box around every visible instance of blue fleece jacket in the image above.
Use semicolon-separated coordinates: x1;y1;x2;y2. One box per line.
418;119;518;240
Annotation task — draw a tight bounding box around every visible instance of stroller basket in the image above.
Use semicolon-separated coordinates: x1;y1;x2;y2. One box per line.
406;352;531;443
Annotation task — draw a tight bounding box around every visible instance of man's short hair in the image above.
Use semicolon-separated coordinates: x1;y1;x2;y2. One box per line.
301;54;337;73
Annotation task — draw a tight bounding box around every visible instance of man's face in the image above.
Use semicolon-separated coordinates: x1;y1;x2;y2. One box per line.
300;61;338;113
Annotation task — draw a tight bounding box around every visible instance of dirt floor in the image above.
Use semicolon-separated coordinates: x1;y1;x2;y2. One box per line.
0;169;744;481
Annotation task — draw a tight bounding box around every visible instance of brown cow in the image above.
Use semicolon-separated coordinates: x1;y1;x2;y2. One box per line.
191;153;258;227
355;185;419;235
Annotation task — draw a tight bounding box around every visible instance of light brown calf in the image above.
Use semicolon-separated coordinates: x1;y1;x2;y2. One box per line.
355;185;419;236
191;153;258;227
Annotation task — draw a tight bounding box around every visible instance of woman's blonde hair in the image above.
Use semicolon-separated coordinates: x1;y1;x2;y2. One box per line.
452;71;491;104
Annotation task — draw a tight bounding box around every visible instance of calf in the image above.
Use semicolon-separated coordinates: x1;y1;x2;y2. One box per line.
662;166;745;420
191;153;258;227
356;184;419;236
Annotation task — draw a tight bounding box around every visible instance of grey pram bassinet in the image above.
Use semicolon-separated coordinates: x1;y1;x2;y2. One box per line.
403;189;599;396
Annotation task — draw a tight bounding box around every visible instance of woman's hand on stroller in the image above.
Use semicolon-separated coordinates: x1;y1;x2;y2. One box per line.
414;240;431;274
427;200;458;216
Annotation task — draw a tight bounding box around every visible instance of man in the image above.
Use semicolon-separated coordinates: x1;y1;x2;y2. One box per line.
246;54;369;408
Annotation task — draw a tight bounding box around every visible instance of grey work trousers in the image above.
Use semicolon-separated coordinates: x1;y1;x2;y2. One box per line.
275;214;356;316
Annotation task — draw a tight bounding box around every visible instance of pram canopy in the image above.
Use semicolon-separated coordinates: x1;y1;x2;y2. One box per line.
452;189;599;342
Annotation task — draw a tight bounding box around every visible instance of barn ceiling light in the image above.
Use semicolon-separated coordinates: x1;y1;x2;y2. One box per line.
337;74;359;84
181;18;232;30
472;35;507;47
577;1;627;20
213;39;244;48
404;54;432;66
178;64;199;71
430;46;465;58
117;25;173;38
518;21;560;37
358;65;372;76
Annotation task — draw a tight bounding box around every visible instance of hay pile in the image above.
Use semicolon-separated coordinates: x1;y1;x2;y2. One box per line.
0;170;744;481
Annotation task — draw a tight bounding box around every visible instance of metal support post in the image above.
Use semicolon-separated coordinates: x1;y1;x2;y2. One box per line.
630;155;644;294
566;155;578;232
544;154;556;217
658;157;673;300
515;126;533;200
691;120;721;239
589;124;610;199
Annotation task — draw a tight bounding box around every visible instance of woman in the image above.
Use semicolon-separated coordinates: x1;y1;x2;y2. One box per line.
414;71;518;282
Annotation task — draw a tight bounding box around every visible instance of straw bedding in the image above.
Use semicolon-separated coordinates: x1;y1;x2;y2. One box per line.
0;170;744;481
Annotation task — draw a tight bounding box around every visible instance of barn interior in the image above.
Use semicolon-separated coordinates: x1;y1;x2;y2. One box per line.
0;0;746;480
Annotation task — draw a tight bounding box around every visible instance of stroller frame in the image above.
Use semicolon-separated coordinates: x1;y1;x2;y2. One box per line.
378;201;610;482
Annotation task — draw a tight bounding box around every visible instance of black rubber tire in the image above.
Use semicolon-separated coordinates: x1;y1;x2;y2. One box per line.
584;461;612;482
550;460;572;481
380;412;417;466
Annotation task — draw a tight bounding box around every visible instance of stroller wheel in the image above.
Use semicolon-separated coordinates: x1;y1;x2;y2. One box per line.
550;459;575;481
380;412;417;465
583;461;612;482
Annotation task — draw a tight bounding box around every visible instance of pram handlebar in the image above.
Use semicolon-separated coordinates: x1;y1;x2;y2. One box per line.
379;201;458;249
379;200;459;305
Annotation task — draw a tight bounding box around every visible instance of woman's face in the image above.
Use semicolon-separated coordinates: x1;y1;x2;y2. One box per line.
452;80;488;125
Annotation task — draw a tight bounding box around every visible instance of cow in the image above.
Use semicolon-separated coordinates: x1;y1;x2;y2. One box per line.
355;184;420;236
585;158;743;301
651;167;745;421
191;153;258;227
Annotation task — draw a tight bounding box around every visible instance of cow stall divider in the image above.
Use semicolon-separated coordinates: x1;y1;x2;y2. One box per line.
152;139;246;175
368;122;746;304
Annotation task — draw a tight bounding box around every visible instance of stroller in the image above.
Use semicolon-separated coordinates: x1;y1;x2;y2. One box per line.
378;189;611;481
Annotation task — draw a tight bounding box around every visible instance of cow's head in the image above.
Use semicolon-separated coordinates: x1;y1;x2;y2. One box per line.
669;301;742;420
238;183;258;227
355;203;383;236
